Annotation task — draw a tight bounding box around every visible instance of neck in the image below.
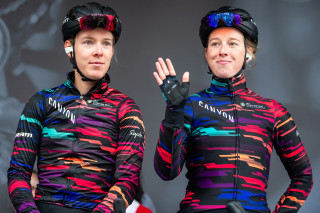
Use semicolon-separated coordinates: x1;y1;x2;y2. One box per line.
74;70;97;95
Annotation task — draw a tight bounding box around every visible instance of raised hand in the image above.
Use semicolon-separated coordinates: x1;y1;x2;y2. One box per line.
153;58;190;107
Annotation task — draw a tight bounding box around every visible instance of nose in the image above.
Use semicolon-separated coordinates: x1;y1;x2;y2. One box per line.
93;44;103;56
219;43;228;56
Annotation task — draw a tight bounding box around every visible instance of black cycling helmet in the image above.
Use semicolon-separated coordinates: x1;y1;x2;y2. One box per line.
62;2;121;43
199;6;258;47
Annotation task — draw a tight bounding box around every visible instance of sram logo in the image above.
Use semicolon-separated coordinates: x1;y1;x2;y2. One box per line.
15;132;33;138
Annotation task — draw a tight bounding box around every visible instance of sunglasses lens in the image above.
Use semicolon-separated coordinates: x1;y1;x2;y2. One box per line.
206;13;242;28
79;15;116;31
224;14;234;26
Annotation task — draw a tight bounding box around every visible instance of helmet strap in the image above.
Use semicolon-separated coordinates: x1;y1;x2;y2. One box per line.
241;39;247;71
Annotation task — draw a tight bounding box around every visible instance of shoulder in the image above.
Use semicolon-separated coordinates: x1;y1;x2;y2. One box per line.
106;87;129;100
107;87;139;106
247;89;274;102
27;83;68;106
43;84;66;97
26;90;45;105
245;89;280;111
249;92;289;118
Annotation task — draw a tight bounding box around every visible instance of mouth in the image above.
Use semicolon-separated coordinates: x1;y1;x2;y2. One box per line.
216;60;231;65
90;62;104;65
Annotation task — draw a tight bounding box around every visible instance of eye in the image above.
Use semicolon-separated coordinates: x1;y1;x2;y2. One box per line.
103;41;112;46
229;42;238;47
84;40;93;45
210;42;220;47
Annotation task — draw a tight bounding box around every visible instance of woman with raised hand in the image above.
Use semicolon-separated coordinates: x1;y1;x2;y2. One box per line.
153;6;312;213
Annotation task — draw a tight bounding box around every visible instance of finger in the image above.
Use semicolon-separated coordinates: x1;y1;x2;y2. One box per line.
182;71;189;83
155;62;167;80
158;57;169;76
166;58;177;76
153;72;163;85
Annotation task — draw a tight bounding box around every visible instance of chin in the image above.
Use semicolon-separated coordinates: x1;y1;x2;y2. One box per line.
213;69;238;79
213;73;232;79
87;70;108;80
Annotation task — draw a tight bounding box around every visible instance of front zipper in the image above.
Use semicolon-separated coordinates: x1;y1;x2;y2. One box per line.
73;94;83;149
62;178;71;204
63;93;83;204
229;79;240;201
233;94;240;201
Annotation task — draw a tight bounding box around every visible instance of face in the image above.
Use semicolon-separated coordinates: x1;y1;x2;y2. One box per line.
205;27;246;79
66;28;114;81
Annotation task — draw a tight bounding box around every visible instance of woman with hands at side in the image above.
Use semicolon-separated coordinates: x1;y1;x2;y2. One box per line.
8;2;145;213
153;6;312;213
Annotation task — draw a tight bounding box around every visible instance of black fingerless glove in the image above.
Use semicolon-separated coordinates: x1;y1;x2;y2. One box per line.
160;75;190;108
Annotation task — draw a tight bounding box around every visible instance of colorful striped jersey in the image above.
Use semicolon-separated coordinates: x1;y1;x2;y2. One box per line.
8;72;145;213
154;75;312;213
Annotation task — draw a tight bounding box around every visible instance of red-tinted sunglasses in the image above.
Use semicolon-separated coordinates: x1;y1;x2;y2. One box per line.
78;14;117;31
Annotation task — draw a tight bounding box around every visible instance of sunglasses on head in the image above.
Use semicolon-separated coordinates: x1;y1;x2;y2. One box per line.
78;14;117;31
203;12;242;28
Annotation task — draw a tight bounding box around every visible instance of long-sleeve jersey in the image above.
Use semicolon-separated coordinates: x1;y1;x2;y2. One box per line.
154;75;312;213
8;72;145;213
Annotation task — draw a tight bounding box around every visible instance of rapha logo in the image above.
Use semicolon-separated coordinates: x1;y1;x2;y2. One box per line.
129;130;143;139
240;102;265;109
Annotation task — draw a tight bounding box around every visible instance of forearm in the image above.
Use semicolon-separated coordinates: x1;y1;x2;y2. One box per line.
154;107;188;180
92;152;143;213
273;166;313;213
8;169;39;213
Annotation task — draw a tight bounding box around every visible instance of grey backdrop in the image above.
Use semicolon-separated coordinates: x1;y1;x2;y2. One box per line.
0;0;319;212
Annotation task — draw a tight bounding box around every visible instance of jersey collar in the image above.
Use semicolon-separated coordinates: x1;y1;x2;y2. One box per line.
209;74;247;96
66;71;110;94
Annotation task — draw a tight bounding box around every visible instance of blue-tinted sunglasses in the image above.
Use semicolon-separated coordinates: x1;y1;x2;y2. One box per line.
204;12;242;28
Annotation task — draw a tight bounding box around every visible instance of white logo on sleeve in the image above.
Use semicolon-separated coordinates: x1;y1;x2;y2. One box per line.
15;132;33;138
129;130;143;139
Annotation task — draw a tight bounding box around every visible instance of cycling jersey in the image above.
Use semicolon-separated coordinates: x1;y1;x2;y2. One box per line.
154;75;312;213
8;72;145;213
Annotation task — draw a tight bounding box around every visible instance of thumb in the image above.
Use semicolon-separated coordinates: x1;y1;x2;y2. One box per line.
182;71;189;83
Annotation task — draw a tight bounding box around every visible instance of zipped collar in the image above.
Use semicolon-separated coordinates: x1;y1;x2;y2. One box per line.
208;74;247;96
65;71;110;94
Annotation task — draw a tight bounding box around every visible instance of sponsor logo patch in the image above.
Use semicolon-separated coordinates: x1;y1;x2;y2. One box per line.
240;102;265;109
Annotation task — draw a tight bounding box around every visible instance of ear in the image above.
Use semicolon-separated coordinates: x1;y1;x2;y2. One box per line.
64;40;73;58
246;47;254;63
